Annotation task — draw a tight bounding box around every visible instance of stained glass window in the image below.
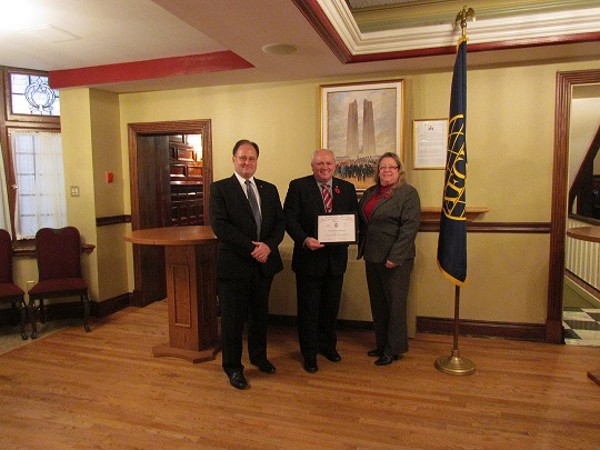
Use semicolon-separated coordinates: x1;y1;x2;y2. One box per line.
10;73;60;116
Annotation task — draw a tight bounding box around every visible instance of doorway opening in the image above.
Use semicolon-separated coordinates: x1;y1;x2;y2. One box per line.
550;70;600;344
128;120;213;306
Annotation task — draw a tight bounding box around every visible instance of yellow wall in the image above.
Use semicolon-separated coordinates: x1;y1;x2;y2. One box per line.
89;89;130;301
54;58;600;331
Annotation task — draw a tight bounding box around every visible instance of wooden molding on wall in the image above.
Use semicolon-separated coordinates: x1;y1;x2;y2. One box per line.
419;220;551;234
270;314;547;341
420;206;489;223
416;316;547;342
96;215;131;227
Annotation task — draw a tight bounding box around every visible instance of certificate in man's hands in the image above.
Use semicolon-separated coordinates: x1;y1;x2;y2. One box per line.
316;213;358;244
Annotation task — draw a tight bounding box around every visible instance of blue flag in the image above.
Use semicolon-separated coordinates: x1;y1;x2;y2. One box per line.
438;38;467;286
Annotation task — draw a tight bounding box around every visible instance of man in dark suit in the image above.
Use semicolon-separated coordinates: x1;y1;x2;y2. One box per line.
209;139;285;390
284;149;358;373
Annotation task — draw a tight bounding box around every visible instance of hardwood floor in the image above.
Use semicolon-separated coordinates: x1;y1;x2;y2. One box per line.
1;300;599;449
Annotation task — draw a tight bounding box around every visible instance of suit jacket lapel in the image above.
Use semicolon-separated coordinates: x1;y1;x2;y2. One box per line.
372;195;393;216
310;179;326;213
255;178;266;209
363;186;394;219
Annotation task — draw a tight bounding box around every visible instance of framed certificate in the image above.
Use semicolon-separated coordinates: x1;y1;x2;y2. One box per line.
316;213;358;244
412;119;448;169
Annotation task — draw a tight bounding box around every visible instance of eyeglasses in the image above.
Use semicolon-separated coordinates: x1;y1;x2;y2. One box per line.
236;156;257;162
379;165;399;171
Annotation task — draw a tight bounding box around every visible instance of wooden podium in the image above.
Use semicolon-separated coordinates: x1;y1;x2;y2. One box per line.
125;226;220;363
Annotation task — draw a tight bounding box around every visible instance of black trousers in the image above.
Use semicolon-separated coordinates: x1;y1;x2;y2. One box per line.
365;259;414;355
295;272;343;358
218;272;273;374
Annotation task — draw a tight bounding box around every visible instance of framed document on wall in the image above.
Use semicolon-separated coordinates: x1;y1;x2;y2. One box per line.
413;119;447;169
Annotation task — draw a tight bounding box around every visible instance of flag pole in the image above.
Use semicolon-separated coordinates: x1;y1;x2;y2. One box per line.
435;285;475;375
435;5;476;376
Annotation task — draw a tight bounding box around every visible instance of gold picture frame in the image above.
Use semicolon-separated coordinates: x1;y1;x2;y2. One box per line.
320;79;404;190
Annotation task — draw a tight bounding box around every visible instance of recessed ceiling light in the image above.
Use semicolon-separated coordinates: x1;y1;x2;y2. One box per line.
262;43;298;55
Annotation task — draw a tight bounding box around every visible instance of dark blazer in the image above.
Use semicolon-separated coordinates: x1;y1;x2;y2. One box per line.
358;183;421;263
209;175;285;279
284;175;358;277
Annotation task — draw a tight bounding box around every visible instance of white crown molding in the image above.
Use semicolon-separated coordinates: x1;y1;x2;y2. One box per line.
317;0;600;54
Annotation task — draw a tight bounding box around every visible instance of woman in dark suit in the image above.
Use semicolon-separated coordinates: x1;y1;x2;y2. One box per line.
358;152;420;365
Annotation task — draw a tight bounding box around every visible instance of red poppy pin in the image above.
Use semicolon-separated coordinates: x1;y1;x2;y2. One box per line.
334;186;340;194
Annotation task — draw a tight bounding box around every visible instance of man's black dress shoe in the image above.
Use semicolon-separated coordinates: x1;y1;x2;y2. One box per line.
252;359;276;374
367;348;384;357
227;370;248;389
320;349;341;362
374;353;399;366
303;357;318;373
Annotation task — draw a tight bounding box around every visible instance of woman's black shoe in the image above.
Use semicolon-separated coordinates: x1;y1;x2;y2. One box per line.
374;353;399;366
367;348;383;357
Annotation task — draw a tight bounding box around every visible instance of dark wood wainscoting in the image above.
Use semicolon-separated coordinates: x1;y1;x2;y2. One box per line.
416;316;547;342
96;215;131;227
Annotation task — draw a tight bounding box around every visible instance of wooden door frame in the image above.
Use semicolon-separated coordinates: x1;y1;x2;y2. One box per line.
128;119;213;230
547;70;600;343
127;119;213;306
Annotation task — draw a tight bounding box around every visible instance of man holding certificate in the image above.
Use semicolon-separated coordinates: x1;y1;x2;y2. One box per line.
284;149;358;373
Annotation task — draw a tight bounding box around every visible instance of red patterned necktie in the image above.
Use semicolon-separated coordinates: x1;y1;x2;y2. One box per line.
321;183;332;213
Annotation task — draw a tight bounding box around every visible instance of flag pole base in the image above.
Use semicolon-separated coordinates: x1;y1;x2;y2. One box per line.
435;349;476;376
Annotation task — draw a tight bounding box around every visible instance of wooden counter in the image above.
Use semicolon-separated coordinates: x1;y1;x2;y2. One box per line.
124;226;219;363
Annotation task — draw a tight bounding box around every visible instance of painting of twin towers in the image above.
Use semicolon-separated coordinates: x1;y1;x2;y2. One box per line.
322;80;403;190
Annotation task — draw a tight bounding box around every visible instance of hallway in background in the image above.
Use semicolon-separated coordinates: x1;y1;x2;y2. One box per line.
563;274;600;347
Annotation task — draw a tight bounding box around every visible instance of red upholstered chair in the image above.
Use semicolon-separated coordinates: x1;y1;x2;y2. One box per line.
0;229;27;340
28;227;91;339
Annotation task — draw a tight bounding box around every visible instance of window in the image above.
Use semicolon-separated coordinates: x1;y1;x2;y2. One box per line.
10;130;67;239
9;73;60;116
0;66;63;240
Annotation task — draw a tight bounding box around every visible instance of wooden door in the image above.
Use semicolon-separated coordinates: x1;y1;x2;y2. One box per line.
128;120;213;307
132;135;170;305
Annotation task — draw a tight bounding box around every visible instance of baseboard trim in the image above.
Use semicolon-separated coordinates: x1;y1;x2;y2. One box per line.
9;293;132;323
92;294;132;318
564;270;600;308
271;314;546;341
416;316;546;342
269;314;373;330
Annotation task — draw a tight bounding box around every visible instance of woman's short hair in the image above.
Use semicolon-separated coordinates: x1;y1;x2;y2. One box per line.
374;151;406;186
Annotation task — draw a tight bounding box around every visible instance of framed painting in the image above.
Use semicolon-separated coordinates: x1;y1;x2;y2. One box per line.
320;79;404;190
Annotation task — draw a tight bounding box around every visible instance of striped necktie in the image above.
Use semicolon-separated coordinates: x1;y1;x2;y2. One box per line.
245;180;261;239
321;183;332;213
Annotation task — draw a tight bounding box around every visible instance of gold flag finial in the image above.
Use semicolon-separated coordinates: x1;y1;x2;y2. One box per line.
455;5;476;38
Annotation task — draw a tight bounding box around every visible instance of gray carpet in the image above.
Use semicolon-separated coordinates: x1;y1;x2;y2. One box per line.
0;318;79;355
